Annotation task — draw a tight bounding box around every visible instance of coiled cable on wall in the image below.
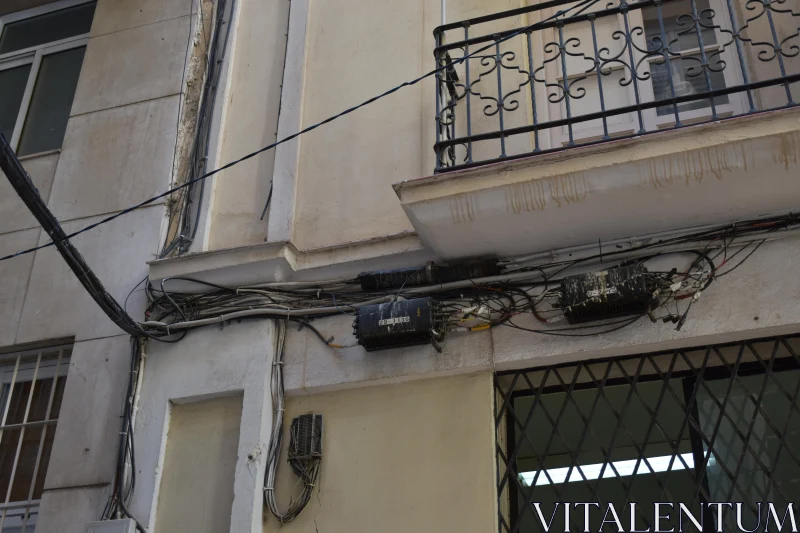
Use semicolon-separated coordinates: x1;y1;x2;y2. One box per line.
264;320;321;523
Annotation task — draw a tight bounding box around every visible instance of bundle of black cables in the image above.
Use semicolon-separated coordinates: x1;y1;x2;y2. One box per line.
101;337;148;533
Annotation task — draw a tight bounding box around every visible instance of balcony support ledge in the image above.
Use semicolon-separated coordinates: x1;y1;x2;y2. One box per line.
395;108;800;259
147;232;434;292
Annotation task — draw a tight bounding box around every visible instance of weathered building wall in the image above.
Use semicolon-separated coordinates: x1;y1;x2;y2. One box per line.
263;372;497;533
0;0;195;530
280;236;800;395
131;320;274;533
1;0;798;532
146;0;800;526
154;395;243;533
205;0;290;249
270;0;525;252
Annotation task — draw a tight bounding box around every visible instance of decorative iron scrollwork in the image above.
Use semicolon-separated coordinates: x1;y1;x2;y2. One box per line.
434;0;800;171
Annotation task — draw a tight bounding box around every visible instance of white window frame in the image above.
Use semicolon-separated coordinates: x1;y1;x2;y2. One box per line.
543;0;746;147
636;0;747;129
0;0;94;154
0;344;71;533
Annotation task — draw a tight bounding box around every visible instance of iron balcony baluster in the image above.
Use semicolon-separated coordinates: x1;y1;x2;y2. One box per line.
433;0;800;171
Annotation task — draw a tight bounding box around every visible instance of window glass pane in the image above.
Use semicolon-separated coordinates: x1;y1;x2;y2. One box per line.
0;427;24;501
9;425;46;501
513;380;697;533
643;0;717;52
501;342;800;533
18;46;86;156
651;53;729;116
697;369;800;531
0;2;96;55
0;63;31;141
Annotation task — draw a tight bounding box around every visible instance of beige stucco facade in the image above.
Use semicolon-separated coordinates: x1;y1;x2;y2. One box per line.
204;0;289;249
154;395;243;533
199;0;800;256
264;373;497;533
142;0;800;522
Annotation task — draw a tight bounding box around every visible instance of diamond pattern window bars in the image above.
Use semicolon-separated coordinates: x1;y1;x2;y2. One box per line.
495;333;800;533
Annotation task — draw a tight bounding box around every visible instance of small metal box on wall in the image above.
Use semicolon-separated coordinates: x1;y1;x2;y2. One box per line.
85;519;137;533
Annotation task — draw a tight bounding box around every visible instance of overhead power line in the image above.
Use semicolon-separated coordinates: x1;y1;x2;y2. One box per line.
0;0;601;264
0;134;144;336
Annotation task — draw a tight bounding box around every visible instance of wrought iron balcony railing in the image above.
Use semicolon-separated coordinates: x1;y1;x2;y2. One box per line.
433;0;800;172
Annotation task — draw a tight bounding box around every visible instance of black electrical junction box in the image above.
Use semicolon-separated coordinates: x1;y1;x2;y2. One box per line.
556;264;655;324
288;414;323;461
353;297;444;352
357;259;499;291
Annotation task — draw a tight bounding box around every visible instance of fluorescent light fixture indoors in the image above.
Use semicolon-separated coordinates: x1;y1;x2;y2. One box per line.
519;453;696;486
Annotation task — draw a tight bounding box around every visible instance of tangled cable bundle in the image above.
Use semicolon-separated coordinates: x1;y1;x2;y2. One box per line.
139;213;799;342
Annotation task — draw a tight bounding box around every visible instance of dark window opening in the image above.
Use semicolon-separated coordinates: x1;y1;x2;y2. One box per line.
0;2;96;55
17;46;85;155
0;1;94;156
0;346;70;533
497;335;800;533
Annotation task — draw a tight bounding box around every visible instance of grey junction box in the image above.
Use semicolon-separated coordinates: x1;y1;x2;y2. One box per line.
84;519;137;533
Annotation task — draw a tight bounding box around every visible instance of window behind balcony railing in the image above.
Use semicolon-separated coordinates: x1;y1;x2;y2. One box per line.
433;0;800;171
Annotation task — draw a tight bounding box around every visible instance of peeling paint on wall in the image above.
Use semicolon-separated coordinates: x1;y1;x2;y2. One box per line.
645;144;741;188
450;193;479;223
548;171;589;207
774;131;800;171
504;179;547;214
163;0;215;248
501;171;588;216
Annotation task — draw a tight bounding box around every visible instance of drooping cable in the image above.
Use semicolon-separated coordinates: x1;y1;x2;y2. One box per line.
3;119;794;340
138;213;798;337
0;134;145;336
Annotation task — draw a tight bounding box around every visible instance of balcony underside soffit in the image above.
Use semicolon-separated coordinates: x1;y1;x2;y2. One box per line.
395;108;800;259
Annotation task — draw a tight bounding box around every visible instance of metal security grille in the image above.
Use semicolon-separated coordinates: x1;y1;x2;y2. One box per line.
495;334;800;533
0;344;70;533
